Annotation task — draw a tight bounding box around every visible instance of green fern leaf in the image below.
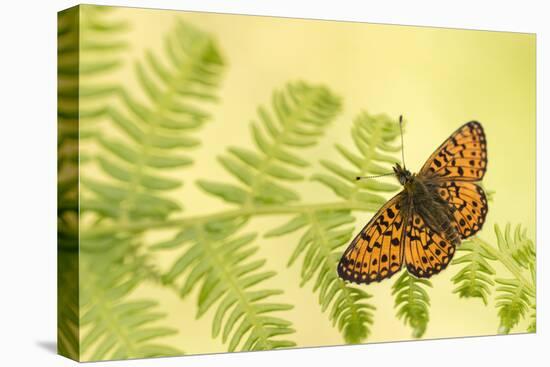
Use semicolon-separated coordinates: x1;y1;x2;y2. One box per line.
58;249;80;359
392;271;432;338
527;304;536;332
451;224;536;333
198;81;341;205
491;223;535;333
84;20;224;221
312;111;401;206
77;19;227;360
80;239;181;361
159;221;296;351
261;111;404;343
58;5;128;132
267;211;376;343
495;278;534;334
451;238;497;305
495;223;535;269
58;6;129;360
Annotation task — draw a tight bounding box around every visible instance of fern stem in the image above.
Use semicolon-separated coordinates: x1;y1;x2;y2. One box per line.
474;237;535;295
82;200;380;238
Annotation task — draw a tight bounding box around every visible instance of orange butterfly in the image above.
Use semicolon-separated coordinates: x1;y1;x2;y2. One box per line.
338;120;488;284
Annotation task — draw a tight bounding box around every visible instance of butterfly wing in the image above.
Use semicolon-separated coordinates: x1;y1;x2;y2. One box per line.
338;192;408;284
420;121;489;239
420;121;487;181
437;181;488;239
403;208;457;278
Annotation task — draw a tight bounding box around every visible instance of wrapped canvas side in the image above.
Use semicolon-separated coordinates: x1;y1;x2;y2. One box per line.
57;5;80;362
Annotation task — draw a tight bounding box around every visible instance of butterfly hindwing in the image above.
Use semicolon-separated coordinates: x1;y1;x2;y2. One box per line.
404;210;456;278
338;193;406;284
420;121;487;181
437;181;488;239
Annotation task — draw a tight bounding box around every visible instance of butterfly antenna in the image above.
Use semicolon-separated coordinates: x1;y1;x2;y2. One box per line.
399;115;406;169
356;173;395;180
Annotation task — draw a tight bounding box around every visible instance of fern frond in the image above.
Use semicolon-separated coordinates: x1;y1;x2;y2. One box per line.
83;20;224;221
312;112;401;208
159;220;295;351
258;111;404;343
58;5;128;130
198;81;341;206
58;7;111;359
527;304;536;332
266;211;376;343
57;139;79;246
392;271;432;338
451;223;536;333
78;5;128;76
80;239;181;361
451;238;497;305
58;249;80;359
495;278;534;334
495;223;535;269
492;224;536;333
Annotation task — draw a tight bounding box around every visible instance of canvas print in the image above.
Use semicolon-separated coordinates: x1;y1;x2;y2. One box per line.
57;5;536;362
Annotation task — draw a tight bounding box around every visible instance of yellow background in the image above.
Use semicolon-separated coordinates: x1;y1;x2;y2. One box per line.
81;6;536;355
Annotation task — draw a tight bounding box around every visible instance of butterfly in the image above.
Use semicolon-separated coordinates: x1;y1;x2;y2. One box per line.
337;120;488;284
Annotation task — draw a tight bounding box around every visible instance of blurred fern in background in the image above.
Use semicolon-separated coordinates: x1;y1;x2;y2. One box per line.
79;241;181;360
58;5;128;360
197;81;341;205
58;5;128;136
75;11;228;360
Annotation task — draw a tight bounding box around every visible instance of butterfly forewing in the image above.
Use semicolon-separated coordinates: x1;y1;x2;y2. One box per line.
420;121;487;181
338;193;407;284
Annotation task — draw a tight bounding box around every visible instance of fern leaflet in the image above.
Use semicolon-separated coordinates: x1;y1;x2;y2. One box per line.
83;19;224;221
159;219;296;351
267;210;376;343
493;224;536;333
198;81;341;205
78;19;226;359
527;304;536;332
312;111;401;208
495;223;535;269
495;278;534;334
58;5;128;128
80;239;181;361
451;223;536;334
392;271;432;338
451;238;497;305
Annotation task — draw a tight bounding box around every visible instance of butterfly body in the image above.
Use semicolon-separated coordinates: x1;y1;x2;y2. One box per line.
338;121;488;284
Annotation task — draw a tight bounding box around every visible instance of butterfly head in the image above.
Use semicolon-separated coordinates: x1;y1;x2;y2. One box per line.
393;163;412;186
